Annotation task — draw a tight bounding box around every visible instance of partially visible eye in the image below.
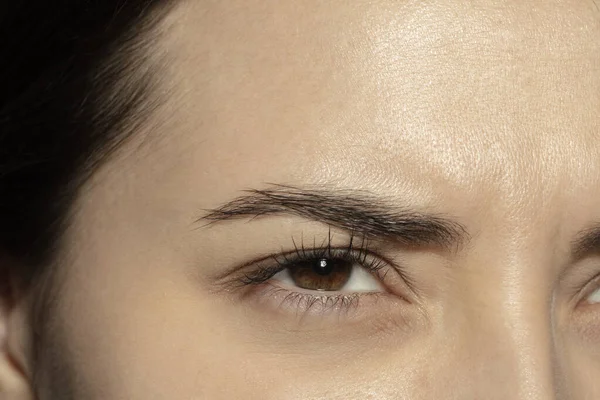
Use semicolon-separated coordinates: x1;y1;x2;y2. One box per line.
586;286;600;304
271;257;384;293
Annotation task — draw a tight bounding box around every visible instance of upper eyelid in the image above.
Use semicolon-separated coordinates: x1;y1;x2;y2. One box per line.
212;229;368;280
276;240;377;266
257;245;386;277
215;243;385;288
241;243;419;297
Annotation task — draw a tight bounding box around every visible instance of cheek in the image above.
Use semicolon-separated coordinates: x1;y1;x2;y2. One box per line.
39;253;437;400
43;260;256;398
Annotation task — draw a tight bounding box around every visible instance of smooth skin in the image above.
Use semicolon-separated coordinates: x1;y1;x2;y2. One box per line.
3;0;600;398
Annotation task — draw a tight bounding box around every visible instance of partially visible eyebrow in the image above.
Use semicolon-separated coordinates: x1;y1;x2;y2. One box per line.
572;224;600;260
198;184;469;251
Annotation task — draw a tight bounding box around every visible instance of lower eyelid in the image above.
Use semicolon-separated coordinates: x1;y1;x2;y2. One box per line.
250;282;384;317
232;281;425;342
239;279;416;325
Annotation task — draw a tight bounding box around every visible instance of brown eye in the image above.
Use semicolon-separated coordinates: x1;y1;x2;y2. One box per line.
288;258;353;291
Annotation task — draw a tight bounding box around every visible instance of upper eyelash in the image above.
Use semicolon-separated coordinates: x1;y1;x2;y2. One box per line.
239;231;388;287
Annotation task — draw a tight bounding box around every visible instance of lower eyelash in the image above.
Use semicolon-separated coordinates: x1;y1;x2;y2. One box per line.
252;283;383;318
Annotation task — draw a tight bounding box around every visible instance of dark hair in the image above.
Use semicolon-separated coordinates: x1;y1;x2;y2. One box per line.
0;1;175;283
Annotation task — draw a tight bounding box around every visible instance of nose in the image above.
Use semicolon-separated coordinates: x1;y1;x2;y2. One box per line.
444;270;564;400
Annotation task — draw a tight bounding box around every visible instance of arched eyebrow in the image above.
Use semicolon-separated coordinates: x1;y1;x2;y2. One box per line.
197;184;469;251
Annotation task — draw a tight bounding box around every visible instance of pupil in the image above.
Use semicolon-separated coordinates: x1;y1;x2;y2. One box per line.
314;258;333;275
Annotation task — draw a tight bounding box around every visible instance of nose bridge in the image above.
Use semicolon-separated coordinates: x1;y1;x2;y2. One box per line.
488;303;556;399
455;256;561;400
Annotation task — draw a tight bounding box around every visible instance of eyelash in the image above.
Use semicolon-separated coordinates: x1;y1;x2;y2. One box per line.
240;235;387;285
230;233;408;316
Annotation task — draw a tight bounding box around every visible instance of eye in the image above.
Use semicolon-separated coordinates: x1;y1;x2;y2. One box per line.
271;257;383;293
226;232;416;320
586;286;600;304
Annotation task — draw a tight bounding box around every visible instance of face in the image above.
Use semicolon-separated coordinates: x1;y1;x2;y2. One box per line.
30;0;600;398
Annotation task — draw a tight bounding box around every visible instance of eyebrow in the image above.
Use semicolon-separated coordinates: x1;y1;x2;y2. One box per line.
198;184;469;250
572;224;600;260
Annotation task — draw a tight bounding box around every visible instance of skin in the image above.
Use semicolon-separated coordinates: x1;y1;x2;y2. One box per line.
3;0;600;398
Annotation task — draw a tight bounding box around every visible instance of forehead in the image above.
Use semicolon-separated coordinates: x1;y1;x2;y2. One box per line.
152;0;600;219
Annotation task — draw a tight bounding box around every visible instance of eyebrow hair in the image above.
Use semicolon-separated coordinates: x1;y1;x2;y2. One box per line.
572;224;600;260
198;184;469;250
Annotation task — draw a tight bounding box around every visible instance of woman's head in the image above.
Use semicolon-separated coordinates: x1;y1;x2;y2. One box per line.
2;1;600;398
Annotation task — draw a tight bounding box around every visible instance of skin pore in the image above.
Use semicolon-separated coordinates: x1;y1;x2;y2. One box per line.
7;0;600;398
